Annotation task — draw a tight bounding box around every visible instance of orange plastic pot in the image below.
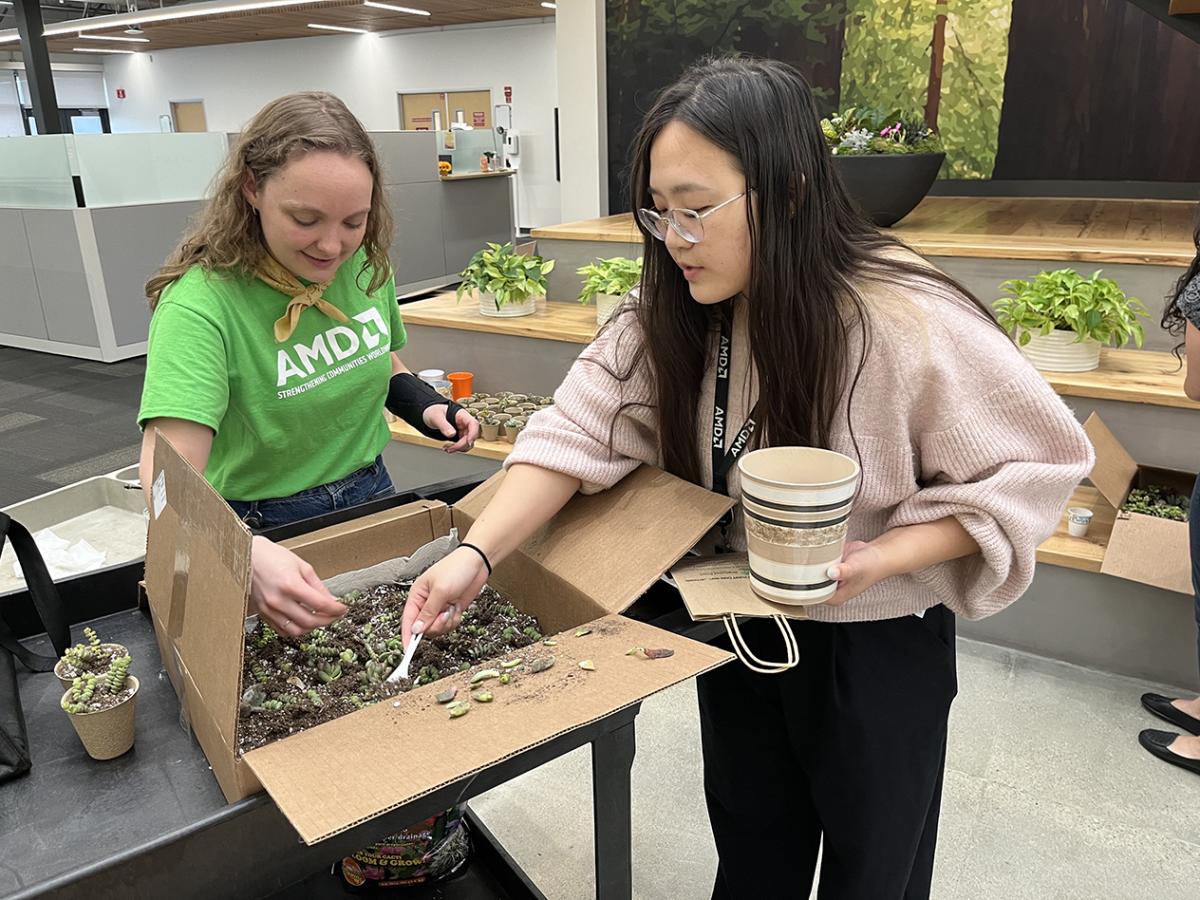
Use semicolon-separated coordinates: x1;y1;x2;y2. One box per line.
448;372;474;400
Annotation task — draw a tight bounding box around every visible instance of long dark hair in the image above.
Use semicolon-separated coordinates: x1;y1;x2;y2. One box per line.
1161;205;1200;362
608;56;998;485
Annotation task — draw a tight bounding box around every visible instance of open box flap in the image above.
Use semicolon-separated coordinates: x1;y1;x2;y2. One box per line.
455;466;735;615
144;434;253;760
1101;513;1193;595
243;614;733;844
1082;413;1137;510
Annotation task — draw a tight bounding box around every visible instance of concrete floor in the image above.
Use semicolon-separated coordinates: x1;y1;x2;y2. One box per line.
470;639;1200;900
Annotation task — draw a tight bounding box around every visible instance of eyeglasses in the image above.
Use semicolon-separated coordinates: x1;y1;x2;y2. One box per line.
636;190;751;244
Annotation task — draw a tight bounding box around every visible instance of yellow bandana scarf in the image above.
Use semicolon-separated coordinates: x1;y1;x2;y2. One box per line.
257;252;349;342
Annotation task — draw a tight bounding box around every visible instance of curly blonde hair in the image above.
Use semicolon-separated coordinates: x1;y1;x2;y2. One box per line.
146;92;394;309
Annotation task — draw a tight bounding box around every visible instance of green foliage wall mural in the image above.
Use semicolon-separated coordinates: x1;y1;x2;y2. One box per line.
839;0;1014;179
606;0;849;212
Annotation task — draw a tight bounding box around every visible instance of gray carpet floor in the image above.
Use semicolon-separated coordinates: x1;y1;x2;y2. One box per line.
0;347;145;507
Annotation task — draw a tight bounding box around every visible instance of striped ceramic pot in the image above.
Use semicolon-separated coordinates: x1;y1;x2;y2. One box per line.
737;446;860;605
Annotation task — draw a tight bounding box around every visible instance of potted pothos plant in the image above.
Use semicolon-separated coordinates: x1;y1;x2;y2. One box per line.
577;256;642;326
992;268;1149;372
456;242;556;319
821;106;945;227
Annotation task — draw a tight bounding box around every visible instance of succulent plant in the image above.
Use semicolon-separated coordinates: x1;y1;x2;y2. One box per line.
84;627;102;649
106;654;132;693
317;661;342;683
61;674;98;714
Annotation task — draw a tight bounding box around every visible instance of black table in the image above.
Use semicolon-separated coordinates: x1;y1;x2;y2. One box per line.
0;474;723;900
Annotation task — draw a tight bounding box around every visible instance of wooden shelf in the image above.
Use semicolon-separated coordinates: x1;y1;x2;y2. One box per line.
399;291;597;344
388;420;513;461
389;424;1109;574
1035;485;1113;573
531;214;641;243
1044;348;1200;410
399;296;1196;410
530;198;1197;267
440;170;516;182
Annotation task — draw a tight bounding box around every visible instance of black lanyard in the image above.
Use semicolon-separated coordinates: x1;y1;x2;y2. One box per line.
711;315;757;548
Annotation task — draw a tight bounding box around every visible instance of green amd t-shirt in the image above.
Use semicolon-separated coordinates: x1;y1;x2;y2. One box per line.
138;250;406;501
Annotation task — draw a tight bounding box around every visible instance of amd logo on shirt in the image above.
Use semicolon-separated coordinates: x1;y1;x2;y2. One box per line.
275;308;389;397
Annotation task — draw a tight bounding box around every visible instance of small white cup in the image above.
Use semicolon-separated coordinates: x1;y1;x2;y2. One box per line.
1067;507;1094;538
417;368;446;384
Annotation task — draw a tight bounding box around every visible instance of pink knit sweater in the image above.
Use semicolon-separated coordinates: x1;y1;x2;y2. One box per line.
505;267;1095;623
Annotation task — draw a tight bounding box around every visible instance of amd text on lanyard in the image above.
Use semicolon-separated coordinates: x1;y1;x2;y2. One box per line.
712;316;757;548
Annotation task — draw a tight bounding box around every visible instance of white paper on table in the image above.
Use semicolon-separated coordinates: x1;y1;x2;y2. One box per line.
12;528;108;581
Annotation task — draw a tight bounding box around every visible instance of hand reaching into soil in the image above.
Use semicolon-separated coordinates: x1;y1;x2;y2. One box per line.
403;546;490;647
250;535;346;638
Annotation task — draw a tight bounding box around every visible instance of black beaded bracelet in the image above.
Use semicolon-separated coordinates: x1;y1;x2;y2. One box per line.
458;541;493;575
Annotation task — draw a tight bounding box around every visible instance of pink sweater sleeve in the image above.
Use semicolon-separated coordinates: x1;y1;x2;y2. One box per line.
504;314;660;494
880;291;1095;620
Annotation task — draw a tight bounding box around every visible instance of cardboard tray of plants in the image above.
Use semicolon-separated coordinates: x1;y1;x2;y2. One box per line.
144;436;735;845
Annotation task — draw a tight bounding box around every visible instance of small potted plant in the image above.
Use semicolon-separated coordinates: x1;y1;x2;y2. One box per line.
821;106;945;226
60;652;138;760
456;242;556;319
54;626;128;691
505;416;527;443
577;256;642;325
993;268;1150;372
480;416;501;442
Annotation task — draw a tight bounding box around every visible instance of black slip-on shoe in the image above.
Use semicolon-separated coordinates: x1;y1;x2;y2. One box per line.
1141;693;1200;736
1139;729;1200;776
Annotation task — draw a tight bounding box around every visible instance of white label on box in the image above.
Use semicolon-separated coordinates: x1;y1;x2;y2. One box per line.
152;470;167;520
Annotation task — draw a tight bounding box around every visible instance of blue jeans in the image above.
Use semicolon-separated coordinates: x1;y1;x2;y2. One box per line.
1191;476;1200;682
226;456;395;530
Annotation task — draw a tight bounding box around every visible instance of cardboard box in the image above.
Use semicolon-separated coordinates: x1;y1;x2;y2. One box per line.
1084;413;1195;595
144;437;734;844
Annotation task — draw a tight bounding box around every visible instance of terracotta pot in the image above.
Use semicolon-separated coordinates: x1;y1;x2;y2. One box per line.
62;675;139;761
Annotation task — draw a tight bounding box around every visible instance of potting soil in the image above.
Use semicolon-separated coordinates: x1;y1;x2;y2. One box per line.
335;806;471;891
238;583;545;753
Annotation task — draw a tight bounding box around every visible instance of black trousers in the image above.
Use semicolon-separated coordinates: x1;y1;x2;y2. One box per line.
697;605;958;900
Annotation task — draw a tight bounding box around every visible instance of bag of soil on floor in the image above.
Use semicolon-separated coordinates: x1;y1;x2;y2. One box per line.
335;806;471;891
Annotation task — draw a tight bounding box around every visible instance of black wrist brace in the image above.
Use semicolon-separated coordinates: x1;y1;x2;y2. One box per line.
386;373;465;440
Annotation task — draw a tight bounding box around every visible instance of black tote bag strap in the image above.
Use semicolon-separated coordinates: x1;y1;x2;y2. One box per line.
0;512;70;672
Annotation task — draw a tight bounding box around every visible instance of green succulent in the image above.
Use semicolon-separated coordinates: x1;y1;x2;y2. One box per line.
84;627;102;648
105;654;132;693
317;661;342;683
61;674;98;714
1123;486;1189;522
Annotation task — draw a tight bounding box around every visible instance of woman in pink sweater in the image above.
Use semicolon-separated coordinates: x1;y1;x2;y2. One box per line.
404;58;1093;898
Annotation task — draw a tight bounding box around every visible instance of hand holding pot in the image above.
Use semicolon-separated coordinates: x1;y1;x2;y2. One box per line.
403;547;490;646
824;540;891;607
250;535;346;638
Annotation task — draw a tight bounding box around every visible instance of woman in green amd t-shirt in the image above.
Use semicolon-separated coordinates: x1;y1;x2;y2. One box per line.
137;92;481;641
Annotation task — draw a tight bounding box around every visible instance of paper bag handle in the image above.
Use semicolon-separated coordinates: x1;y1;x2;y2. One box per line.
722;614;798;674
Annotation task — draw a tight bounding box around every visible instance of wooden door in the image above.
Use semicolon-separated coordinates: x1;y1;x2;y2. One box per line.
400;92;448;131
170;101;207;133
446;90;492;129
